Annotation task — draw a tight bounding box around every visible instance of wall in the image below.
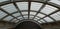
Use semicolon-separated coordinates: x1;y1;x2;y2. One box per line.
0;21;15;29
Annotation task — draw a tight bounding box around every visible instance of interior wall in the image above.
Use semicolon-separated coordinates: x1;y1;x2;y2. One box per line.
42;22;60;29
0;21;15;29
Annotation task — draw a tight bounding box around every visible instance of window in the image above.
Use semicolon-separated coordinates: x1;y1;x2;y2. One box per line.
16;2;28;10
0;10;7;19
40;5;58;15
13;13;20;17
1;3;17;13
44;17;54;22
49;0;60;5
37;13;45;18
0;0;8;2
3;16;13;21
30;12;36;15
50;11;60;21
31;2;43;11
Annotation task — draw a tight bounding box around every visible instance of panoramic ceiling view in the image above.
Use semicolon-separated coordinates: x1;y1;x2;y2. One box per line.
0;0;60;25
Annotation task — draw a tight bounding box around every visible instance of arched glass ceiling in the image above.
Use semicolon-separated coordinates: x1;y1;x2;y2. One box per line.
0;0;60;24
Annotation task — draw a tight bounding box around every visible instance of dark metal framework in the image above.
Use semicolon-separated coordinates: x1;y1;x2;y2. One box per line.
0;0;60;24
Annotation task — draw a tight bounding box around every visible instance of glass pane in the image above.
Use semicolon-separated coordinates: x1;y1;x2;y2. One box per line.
35;17;40;19
16;2;28;10
38;21;42;23
31;2;43;11
37;13;45;18
3;16;13;21
44;17;54;22
0;0;8;2
15;20;19;23
24;16;28;19
30;12;36;15
41;5;58;15
40;19;46;23
0;10;7;19
24;16;28;17
50;11;60;21
13;13;20;17
1;3;17;13
21;12;28;15
34;18;38;21
29;16;34;19
11;19;17;22
17;16;22;19
49;0;60;5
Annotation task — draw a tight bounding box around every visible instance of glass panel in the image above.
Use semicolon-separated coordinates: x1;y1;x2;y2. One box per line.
0;0;8;2
11;19;17;22
37;13;45;18
34;18;38;21
24;16;28;17
38;21;42;23
17;16;22;19
40;19;46;23
15;20;19;23
31;2;43;11
29;16;34;19
13;13;20;17
24;16;28;19
16;2;28;10
0;10;7;19
30;12;36;15
21;12;28;15
35;17;40;19
50;11;60;21
41;5;58;15
49;0;60;5
44;17;54;22
3;16;13;21
1;3;17;13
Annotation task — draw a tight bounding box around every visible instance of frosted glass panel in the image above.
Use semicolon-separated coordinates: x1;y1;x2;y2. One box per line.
30;12;36;15
40;19;46;23
35;17;40;19
11;19;17;22
50;11;60;21
24;16;28;17
49;0;60;5
3;16;13;21
13;13;20;17
21;12;28;15
16;2;28;10
0;10;7;19
17;17;22;19
41;5;58;15
38;21;42;23
37;13;45;18
44;17;54;22
31;2;43;11
1;3;17;13
0;0;8;2
15;20;19;23
34;19;38;21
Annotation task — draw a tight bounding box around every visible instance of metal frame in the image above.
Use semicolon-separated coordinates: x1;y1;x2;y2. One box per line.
0;0;60;25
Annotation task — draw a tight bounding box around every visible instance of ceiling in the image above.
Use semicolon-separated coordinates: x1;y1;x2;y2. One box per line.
0;0;60;24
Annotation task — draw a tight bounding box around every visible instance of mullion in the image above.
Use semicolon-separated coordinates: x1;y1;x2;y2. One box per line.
0;8;20;21
28;1;31;19
13;2;25;20
32;4;46;20
38;9;60;21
